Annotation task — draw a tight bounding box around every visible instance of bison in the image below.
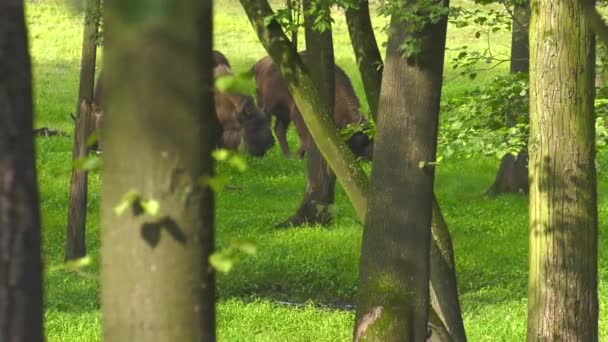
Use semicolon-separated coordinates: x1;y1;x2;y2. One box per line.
213;51;274;156
90;50;274;157
251;52;373;160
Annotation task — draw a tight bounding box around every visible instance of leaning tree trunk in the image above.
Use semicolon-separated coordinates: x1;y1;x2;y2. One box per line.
277;0;337;227
345;0;383;120
354;1;449;339
486;0;530;196
65;0;101;261
240;0;370;222
100;0;216;340
528;0;598;338
0;1;44;341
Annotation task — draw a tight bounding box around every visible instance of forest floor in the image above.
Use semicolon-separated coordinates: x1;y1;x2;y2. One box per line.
29;0;607;341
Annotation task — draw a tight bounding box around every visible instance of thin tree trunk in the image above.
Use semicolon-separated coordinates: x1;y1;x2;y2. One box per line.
0;1;44;340
345;0;383;120
100;0;216;340
430;197;466;341
65;0;100;261
286;0;299;48
354;1;449;339
277;0;337;227
528;0;598;338
486;1;530;196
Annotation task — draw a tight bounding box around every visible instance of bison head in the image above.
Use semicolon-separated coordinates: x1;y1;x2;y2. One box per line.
234;96;275;157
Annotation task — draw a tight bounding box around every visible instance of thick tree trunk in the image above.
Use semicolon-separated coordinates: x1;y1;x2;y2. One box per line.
354;2;449;339
101;0;216;340
528;0;598;338
486;1;530;196
240;0;369;222
0;1;44;341
65;0;100;261
345;0;383;120
278;0;337;227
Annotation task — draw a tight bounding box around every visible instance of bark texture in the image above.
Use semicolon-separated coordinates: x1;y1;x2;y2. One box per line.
65;0;100;261
0;1;44;340
345;0;383;120
101;0;216;340
528;0;598;338
354;3;449;340
486;1;530;196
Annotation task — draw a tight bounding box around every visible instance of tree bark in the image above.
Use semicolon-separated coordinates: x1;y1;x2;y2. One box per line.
65;0;100;261
345;0;383;120
100;0;216;340
486;1;530;196
0;1;44;341
240;0;370;222
528;0;598;338
429;197;466;341
354;2;449;339
278;0;337;227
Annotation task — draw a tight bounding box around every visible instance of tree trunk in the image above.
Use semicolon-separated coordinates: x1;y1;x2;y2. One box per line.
0;1;44;340
354;2;449;339
277;0;337;227
429;197;466;341
528;0;598;338
486;1;530;196
65;0;100;261
286;0;299;49
345;0;383;120
596;42;606;88
240;0;370;222
100;0;216;340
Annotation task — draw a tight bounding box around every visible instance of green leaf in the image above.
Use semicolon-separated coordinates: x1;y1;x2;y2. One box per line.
140;199;160;216
114;190;139;216
64;256;93;271
200;175;229;192
86;131;98;147
212;149;230;162
231;240;257;255
74;155;102;171
209;252;234;273
228;155;248;172
215;72;256;96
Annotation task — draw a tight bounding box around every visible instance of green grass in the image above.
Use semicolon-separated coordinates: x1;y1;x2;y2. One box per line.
26;0;607;341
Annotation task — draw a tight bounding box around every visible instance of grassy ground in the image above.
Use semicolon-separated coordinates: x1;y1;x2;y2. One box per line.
27;0;606;341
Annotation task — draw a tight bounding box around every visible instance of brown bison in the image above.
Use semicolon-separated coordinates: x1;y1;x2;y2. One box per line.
251;52;373;160
90;50;274;157
213;51;274;156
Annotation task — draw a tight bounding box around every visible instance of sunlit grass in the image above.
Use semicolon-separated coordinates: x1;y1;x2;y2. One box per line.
27;0;607;341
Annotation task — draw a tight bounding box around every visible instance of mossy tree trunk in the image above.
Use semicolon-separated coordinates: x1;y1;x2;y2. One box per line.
240;0;370;222
345;0;383;120
486;1;530;196
279;0;337;227
528;0;598;338
65;0;101;261
0;1;44;340
353;1;449;339
100;0;216;340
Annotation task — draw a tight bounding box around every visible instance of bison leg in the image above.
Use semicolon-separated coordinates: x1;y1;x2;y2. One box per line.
292;110;311;159
274;117;292;157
